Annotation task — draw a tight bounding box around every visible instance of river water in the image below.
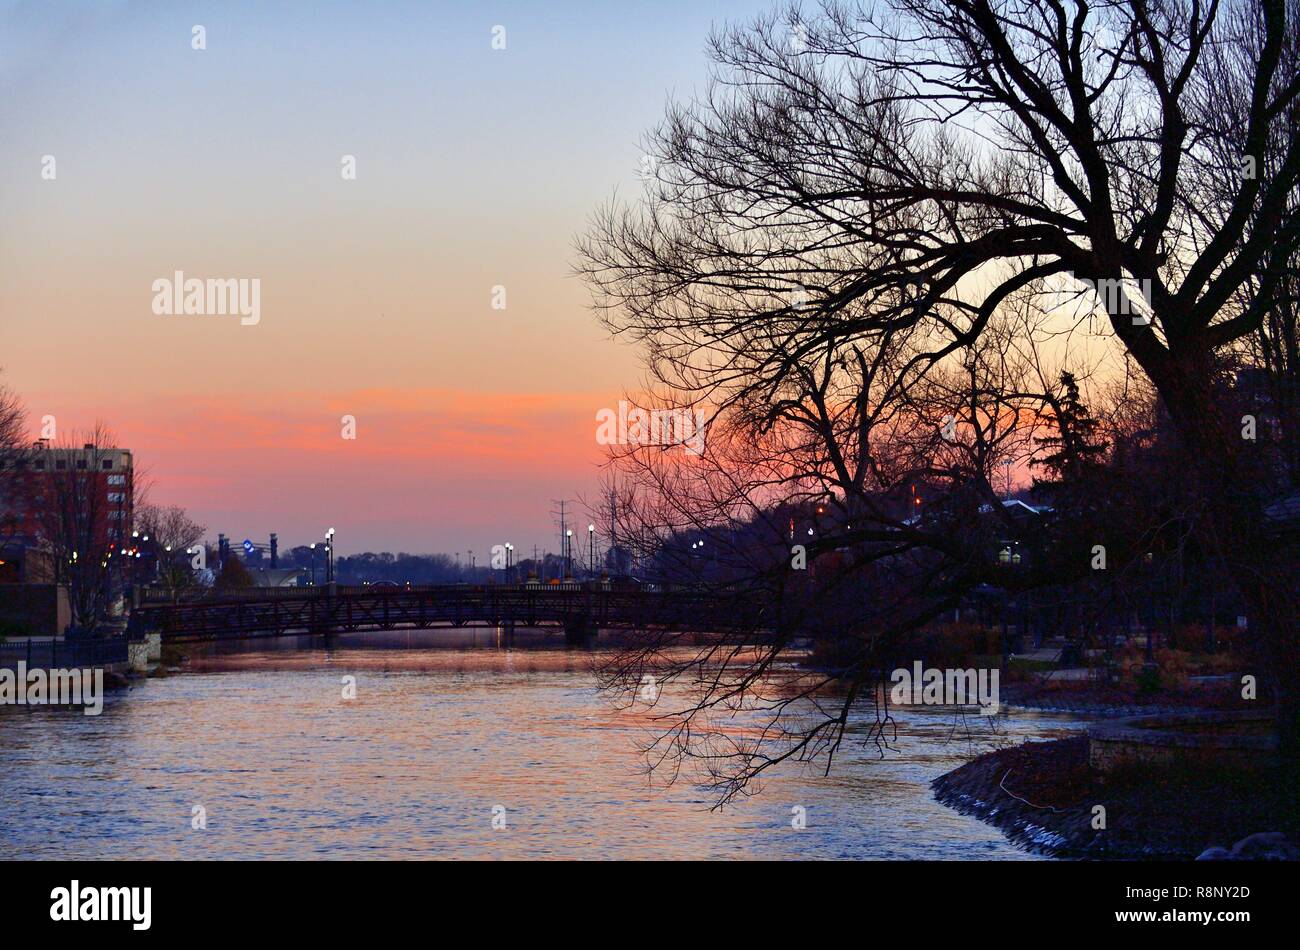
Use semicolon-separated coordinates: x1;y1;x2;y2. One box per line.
0;632;1087;859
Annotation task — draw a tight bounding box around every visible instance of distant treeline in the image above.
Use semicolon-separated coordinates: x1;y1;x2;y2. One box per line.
278;546;609;585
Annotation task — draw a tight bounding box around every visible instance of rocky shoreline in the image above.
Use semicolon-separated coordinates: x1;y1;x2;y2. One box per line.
932;736;1300;860
933;738;1111;858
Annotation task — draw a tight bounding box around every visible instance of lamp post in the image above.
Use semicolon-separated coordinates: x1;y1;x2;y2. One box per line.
565;529;573;580
588;524;595;574
690;539;705;580
325;527;336;583
310;543;317;586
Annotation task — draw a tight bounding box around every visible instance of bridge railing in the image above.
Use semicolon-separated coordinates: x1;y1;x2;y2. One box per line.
136;581;611;605
0;637;129;670
131;583;776;642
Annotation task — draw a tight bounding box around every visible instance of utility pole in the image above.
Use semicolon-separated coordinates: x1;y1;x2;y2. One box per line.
609;488;618;575
552;499;572;579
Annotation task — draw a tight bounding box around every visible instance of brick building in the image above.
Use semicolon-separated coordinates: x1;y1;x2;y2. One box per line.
0;442;134;583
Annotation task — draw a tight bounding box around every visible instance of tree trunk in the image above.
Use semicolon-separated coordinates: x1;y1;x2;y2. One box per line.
1159;359;1300;765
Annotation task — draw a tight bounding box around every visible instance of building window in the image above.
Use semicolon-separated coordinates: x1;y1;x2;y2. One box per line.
108;474;125;485
108;492;125;503
76;460;87;470
102;459;113;470
55;460;66;470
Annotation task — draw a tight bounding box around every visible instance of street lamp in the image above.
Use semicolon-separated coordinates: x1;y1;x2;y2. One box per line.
565;529;573;579
588;524;595;574
309;543;317;585
326;528;336;583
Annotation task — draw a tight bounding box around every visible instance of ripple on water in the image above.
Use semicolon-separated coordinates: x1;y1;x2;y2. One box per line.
0;645;1086;859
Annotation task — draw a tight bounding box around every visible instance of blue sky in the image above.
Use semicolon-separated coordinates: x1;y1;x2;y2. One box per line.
0;0;772;556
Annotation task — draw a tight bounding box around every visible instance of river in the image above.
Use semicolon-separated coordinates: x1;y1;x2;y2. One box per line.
0;631;1087;859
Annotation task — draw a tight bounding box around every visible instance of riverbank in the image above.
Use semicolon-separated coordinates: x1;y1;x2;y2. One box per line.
998;680;1239;718
932;735;1300;859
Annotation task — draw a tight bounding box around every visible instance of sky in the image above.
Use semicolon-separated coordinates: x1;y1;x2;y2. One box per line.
0;0;764;559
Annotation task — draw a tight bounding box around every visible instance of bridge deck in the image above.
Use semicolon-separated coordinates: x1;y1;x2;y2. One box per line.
133;584;774;643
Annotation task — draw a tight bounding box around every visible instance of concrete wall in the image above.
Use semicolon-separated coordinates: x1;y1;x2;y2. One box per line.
127;640;150;673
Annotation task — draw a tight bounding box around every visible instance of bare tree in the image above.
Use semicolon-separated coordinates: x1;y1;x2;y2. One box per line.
135;504;207;600
37;425;133;632
0;383;22;448
0;377;29;561
580;0;1300;796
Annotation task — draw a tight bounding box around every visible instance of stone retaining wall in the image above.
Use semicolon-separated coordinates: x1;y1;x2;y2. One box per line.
1087;710;1276;774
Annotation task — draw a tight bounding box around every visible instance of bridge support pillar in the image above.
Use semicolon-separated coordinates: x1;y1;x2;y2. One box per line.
564;617;593;647
498;622;515;648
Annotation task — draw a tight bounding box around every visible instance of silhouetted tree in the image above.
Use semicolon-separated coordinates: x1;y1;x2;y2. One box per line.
1033;373;1109;490
580;0;1300;796
214;557;255;591
136;504;207;600
36;425;132;631
0;377;28;561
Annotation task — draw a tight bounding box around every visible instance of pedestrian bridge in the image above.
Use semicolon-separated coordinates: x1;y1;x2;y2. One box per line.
131;583;776;644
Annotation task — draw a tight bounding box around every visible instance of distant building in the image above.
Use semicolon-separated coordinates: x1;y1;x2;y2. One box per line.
251;567;304;588
0;442;135;582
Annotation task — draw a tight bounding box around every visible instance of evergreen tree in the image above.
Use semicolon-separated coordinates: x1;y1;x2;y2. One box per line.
1033;372;1109;492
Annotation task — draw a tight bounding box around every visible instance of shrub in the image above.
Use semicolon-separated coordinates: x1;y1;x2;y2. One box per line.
1117;644;1191;693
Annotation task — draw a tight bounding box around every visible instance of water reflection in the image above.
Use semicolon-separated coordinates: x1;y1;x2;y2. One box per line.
0;635;1084;859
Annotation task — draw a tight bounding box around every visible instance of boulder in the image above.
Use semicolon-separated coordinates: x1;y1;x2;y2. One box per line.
1197;832;1299;860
